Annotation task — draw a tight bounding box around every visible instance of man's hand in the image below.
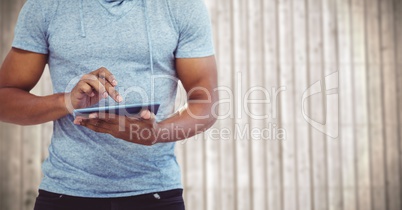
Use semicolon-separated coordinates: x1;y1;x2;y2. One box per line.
74;110;159;146
66;67;123;112
72;56;218;145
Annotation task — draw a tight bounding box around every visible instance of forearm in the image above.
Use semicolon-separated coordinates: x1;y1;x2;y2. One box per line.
0;88;69;125
145;56;218;143
155;102;217;143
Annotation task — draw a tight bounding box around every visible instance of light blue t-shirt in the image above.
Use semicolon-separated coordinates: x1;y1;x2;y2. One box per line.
12;0;214;198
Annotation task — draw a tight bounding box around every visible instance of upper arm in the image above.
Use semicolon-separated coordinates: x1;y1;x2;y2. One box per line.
1;0;50;92
171;0;216;97
0;48;47;91
176;56;218;102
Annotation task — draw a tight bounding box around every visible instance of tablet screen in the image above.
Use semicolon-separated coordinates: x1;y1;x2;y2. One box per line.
73;103;160;117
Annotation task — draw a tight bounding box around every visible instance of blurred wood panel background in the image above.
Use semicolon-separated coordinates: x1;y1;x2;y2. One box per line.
0;0;401;210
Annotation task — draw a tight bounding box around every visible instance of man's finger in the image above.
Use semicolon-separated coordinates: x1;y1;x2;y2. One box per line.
140;110;152;120
94;67;118;87
73;116;84;125
89;67;122;102
89;113;98;119
105;84;123;102
77;81;96;97
80;75;107;98
88;113;121;125
93;74;122;102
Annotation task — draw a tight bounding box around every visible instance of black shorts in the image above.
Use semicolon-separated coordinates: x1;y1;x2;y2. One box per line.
33;189;185;210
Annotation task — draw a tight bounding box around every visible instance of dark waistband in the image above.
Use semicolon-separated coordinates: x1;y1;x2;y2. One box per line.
38;189;183;200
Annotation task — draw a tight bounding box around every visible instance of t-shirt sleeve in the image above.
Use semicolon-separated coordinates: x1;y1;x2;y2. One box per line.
172;0;215;58
12;0;49;54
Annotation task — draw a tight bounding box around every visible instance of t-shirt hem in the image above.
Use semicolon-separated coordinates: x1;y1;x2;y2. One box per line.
175;49;215;58
12;42;48;54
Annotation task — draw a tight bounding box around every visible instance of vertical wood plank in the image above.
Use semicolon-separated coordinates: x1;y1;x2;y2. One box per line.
323;0;343;210
0;117;6;210
350;0;372;209
0;0;4;60
365;0;387;209
336;0;360;210
204;119;220;210
263;0;282;209
21;117;42;209
278;0;297;209
0;0;5;208
247;0;267;210
202;1;221;210
215;0;236;209
184;135;205;210
307;0;328;209
394;0;402;208
379;1;401;210
2;97;23;210
1;0;24;209
232;0;252;209
292;0;313;209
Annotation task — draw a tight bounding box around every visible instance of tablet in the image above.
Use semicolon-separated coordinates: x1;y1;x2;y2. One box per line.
73;103;160;117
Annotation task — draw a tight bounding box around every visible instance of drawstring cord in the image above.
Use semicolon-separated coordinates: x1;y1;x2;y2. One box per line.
143;0;154;75
79;0;86;37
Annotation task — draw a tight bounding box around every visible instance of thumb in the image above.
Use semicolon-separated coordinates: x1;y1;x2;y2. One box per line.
140;110;152;120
